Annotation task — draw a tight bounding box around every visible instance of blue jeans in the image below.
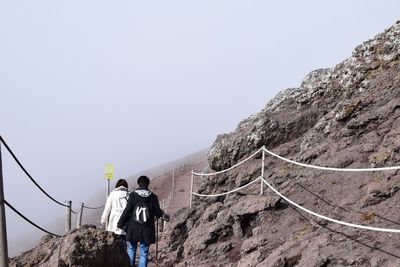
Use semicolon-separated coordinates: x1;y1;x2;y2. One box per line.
127;242;149;267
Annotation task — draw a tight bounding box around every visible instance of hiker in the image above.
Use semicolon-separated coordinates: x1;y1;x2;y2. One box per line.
117;175;170;267
101;179;130;240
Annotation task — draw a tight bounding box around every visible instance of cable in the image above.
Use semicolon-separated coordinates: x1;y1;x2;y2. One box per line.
0;136;68;208
4;199;62;237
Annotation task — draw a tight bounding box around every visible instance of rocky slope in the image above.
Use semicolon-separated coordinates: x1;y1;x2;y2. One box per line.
10;225;129;267
159;21;400;266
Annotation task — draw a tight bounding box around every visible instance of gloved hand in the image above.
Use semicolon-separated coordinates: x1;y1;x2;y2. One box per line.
163;214;170;222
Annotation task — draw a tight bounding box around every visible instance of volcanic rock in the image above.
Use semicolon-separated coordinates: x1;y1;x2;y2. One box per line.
10;225;129;267
160;20;400;266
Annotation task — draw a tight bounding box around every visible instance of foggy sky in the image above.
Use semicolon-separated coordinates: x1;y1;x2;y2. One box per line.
1;0;400;255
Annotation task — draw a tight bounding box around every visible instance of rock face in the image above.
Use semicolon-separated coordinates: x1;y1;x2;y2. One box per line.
160;21;400;266
10;225;130;267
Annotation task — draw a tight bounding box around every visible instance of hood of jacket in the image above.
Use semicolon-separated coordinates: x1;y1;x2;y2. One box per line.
135;188;152;198
111;186;130;199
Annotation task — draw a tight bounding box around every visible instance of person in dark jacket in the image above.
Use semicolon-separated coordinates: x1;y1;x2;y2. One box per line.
117;175;169;267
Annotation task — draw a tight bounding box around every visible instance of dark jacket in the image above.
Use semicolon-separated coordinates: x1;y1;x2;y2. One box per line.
117;188;163;244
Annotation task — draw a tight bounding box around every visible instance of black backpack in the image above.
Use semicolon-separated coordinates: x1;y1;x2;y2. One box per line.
132;197;151;225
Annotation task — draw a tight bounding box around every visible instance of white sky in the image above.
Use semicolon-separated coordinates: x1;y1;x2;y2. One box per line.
1;0;399;255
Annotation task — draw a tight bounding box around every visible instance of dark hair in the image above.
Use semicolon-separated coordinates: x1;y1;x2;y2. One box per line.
115;179;128;189
137;175;150;188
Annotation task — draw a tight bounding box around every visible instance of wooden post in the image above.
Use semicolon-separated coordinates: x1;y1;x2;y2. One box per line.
260;147;265;195
0;142;9;267
155;218;159;267
65;200;72;233
189;171;194;208
171;169;175;198
77;202;84;229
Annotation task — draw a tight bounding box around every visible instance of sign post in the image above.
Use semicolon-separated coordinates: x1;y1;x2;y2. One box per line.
104;164;114;197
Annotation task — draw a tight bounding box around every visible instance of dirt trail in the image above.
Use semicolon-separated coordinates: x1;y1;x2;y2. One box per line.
145;152;208;266
151;153;208;216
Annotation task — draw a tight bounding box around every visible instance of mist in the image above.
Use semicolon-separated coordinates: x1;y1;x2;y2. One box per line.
1;0;399;256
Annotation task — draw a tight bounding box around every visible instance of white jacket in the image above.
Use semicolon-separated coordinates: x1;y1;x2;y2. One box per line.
101;186;129;235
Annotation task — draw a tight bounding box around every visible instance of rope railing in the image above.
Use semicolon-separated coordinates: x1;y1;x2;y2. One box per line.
262;147;400;172
192;147;263;176
83;205;105;210
0;135;108;239
190;145;400;233
260;177;400;233
0;136;68;208
4;200;62;237
191;176;262;197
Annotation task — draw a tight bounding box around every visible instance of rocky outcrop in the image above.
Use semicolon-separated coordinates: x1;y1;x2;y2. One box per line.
209;20;400;171
160;21;400;266
10;225;129;267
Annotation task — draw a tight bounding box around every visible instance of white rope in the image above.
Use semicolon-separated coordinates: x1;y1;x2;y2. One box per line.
261;178;400;233
191;176;262;197
263;147;400;172
192;147;263;176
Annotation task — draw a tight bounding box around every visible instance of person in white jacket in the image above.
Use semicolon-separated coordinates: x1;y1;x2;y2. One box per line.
101;179;130;239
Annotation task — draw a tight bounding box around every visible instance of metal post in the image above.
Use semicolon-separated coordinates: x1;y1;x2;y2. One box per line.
77;202;84;229
260;147;265;195
189;171;194;208
65;200;72;233
107;180;110;197
0;142;9;267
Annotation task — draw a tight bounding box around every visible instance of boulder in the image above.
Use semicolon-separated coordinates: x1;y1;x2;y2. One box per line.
10;225;129;267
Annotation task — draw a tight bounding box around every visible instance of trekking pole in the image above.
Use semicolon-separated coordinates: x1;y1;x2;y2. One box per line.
155;218;159;267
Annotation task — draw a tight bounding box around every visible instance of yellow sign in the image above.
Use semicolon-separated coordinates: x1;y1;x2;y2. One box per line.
104;164;114;180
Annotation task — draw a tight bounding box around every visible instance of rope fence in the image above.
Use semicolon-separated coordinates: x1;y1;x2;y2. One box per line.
0;136;68;208
191;176;262;197
6;135;400;264
192;147;263;176
83;205;105;210
260;177;400;233
263;147;400;172
190;145;400;233
0;136;106;241
4;200;62;237
0;134;175;267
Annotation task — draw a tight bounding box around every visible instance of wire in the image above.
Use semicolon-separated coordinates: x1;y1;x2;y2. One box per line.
0;136;68;208
4;199;62;237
